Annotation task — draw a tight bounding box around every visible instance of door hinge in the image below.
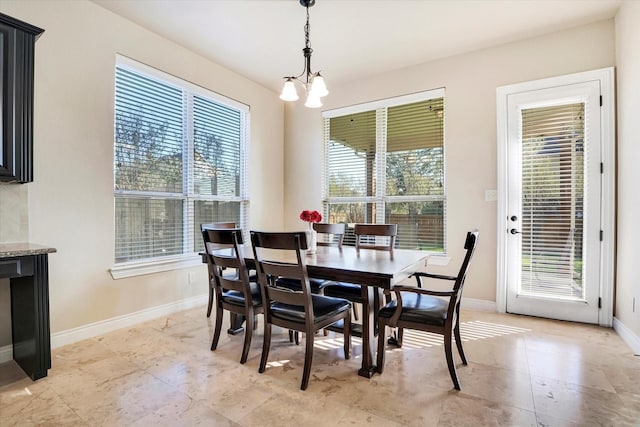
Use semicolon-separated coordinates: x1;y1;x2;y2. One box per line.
600;95;603;107
600;162;604;174
600;230;603;241
598;297;602;309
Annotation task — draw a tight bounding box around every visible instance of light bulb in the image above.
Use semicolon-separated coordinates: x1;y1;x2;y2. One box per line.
280;79;299;101
304;93;323;108
309;75;329;97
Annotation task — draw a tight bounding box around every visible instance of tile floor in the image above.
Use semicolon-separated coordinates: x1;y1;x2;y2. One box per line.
1;308;639;426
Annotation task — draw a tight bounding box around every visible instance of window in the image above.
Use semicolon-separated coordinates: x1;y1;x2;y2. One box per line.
322;89;445;252
113;56;249;270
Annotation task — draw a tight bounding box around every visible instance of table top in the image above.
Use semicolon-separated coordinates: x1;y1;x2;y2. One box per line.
0;242;57;259
225;245;429;289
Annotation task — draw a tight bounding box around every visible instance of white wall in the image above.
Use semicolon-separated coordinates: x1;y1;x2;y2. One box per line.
284;20;615;303
614;2;640;342
0;0;284;346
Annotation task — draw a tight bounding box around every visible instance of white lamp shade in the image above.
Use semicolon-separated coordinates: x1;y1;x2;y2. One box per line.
280;80;299;101
304;93;323;108
309;75;329;97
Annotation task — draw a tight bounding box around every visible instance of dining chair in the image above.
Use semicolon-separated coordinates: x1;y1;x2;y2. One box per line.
201;222;237;317
275;223;350;342
323;223;398;337
250;230;352;390
376;230;479;390
275;222;346;294
202;228;263;364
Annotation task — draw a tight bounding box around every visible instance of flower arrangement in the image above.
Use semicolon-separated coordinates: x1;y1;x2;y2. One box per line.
299;210;322;223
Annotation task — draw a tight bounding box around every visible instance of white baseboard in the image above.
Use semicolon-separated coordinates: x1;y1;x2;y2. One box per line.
462;297;497;312
0;295;208;365
613;316;640;355
0;344;12;365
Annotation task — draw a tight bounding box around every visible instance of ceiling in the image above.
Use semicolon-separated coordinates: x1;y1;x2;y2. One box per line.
92;0;622;94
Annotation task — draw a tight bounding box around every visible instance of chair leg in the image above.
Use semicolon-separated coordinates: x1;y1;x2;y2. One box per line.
444;331;461;390
259;323;272;374
206;284;214;317
240;311;254;364
376;318;386;374
397;327;404;347
210;305;223;351
343;313;351;360
301;330;315;390
288;330;300;345
454;321;467;365
352;303;359;321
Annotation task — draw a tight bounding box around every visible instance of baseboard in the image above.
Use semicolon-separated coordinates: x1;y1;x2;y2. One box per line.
0;344;12;364
0;294;207;365
461;297;496;312
613;316;640;355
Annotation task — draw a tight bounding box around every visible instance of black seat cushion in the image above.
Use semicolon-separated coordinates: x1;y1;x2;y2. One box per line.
275;277;330;293
270;294;351;324
323;282;365;302
221;281;262;307
378;293;449;326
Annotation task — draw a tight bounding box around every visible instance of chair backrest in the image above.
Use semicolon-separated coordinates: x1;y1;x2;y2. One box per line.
201;222;237;251
202;228;252;303
313;222;345;248
250;231;314;318
452;230;479;302
200;222;236;231
354;223;398;253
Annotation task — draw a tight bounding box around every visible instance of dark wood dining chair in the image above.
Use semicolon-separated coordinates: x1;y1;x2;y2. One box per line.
250;230;352;390
376;230;479;390
202;228;263;364
201;222;237;317
355;223;398;254
314;222;346;248
274;222;346;295
324;223;398;337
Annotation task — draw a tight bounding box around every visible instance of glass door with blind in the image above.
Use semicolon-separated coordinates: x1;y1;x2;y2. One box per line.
505;81;601;324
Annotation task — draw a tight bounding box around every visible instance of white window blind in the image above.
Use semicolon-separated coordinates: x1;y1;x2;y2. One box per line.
520;102;585;299
323;89;446;251
114;57;249;264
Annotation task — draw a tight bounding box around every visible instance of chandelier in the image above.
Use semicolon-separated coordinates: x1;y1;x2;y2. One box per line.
279;0;329;108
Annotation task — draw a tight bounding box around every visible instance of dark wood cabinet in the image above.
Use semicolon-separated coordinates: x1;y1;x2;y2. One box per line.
0;13;44;183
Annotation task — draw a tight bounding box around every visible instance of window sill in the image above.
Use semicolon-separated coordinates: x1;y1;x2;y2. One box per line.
110;253;203;280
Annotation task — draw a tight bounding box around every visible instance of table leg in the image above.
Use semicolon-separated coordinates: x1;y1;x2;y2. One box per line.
227;313;246;335
358;285;377;378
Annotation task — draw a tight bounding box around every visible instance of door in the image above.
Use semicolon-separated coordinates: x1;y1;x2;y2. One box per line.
504;81;602;324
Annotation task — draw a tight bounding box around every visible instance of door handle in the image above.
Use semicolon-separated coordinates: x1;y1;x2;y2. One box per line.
510;228;521;235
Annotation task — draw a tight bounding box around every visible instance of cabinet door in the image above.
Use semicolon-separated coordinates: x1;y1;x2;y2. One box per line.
0;14;43;183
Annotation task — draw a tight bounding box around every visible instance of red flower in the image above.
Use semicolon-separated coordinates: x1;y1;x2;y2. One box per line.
300;210;322;223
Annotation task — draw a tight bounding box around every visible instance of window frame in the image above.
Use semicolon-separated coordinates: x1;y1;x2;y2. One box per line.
110;55;250;279
321;88;447;253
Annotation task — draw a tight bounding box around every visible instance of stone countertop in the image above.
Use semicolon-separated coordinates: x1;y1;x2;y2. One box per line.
0;242;57;258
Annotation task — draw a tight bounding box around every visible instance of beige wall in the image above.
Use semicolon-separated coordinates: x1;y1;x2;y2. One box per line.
284;20;615;303
615;2;640;339
0;0;284;346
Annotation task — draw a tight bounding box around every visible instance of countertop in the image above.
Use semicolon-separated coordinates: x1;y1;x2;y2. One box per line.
0;243;57;258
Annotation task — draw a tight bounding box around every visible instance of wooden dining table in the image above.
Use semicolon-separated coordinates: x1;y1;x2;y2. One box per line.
203;244;429;378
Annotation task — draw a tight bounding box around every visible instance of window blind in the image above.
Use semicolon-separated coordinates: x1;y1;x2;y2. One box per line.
520;102;585;299
323;90;446;252
114;58;249;264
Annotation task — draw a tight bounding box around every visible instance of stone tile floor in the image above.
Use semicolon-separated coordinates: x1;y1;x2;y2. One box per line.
1;308;639;426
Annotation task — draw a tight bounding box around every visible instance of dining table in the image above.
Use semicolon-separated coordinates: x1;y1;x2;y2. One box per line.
202;244;429;378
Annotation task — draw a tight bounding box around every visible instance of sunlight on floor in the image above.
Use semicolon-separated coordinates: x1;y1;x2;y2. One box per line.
307;321;530;353
392;320;530;350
